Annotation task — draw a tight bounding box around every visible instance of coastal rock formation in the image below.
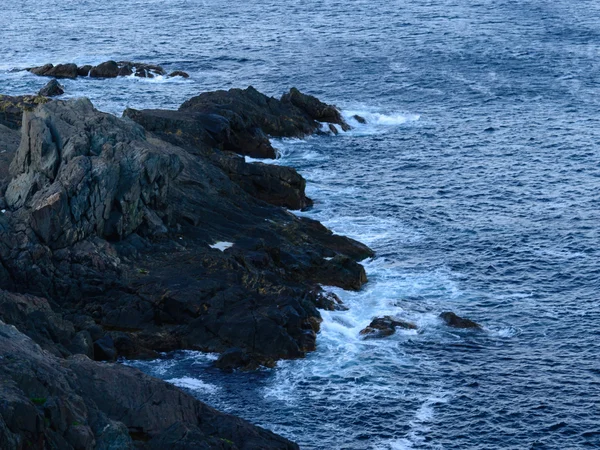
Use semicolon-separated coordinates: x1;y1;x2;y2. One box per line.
360;316;417;338
0;92;371;366
27;60;177;79
0;318;298;449
439;312;482;329
0;87;369;447
38;79;65;97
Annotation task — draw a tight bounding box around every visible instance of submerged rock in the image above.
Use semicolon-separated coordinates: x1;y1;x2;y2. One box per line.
439;311;482;329
360;316;417;338
38;79;65;97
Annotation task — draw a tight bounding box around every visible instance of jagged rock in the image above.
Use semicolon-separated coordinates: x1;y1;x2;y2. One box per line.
215;153;313;210
0;320;298;449
27;61;173;80
281;87;350;131
168;70;190;78
360;316;417;338
38;79;65;97
0;93;372;369
6;98;181;248
214;347;271;371
0;87;374;447
313;290;347;311
176;86;351;158
122;108;313;209
0;124;20;190
439;311;482;329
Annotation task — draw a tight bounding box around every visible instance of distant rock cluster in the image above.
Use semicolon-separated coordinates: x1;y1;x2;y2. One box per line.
26;60;189;79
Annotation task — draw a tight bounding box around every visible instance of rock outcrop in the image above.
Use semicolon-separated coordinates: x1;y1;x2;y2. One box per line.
0;87;370;448
0;318;298;449
0;93;371;367
359;316;417;338
27;61;183;79
38;79;65;97
0;94;49;130
439;311;482;329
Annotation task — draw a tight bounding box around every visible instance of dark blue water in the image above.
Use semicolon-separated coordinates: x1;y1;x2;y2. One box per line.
2;1;600;448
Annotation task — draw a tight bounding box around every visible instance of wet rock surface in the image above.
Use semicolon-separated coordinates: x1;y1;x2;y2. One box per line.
132;85;352;159
0;87;372;447
360;316;418;338
27;60;180;79
38;79;65;97
439;312;482;329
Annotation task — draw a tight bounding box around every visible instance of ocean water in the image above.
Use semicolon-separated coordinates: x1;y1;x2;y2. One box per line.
2;1;600;448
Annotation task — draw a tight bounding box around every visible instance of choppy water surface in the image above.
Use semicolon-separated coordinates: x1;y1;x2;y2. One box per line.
2;1;600;448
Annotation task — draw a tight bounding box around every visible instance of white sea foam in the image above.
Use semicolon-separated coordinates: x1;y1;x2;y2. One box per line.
210;241;233;251
342;109;421;136
167;376;219;393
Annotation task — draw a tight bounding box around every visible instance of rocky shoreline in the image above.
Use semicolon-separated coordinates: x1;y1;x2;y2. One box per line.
0;85;373;448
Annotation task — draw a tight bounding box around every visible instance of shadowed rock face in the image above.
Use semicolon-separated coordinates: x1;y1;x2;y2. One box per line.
0;317;298;449
123;87;350;209
0;94;50;130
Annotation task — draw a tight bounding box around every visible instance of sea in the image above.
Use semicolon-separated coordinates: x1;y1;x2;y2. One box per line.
2;1;599;448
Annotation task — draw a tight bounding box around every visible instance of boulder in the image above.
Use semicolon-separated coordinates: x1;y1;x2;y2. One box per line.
353;114;367;124
439;311;482;329
38;79;65;97
78;65;92;77
89;60;120;78
28;63;78;79
168;70;190;78
360;316;417;338
281;87;350;131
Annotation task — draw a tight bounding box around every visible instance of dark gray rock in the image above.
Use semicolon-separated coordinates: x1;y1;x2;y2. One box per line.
28;63;78;79
353;114;367;124
439;311;482;329
78;65;92;77
168;70;190;78
0;320;298;449
176;86;351;158
38;79;65;97
89;60;120;78
0;93;372;368
93;335;117;361
360;316;417;338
